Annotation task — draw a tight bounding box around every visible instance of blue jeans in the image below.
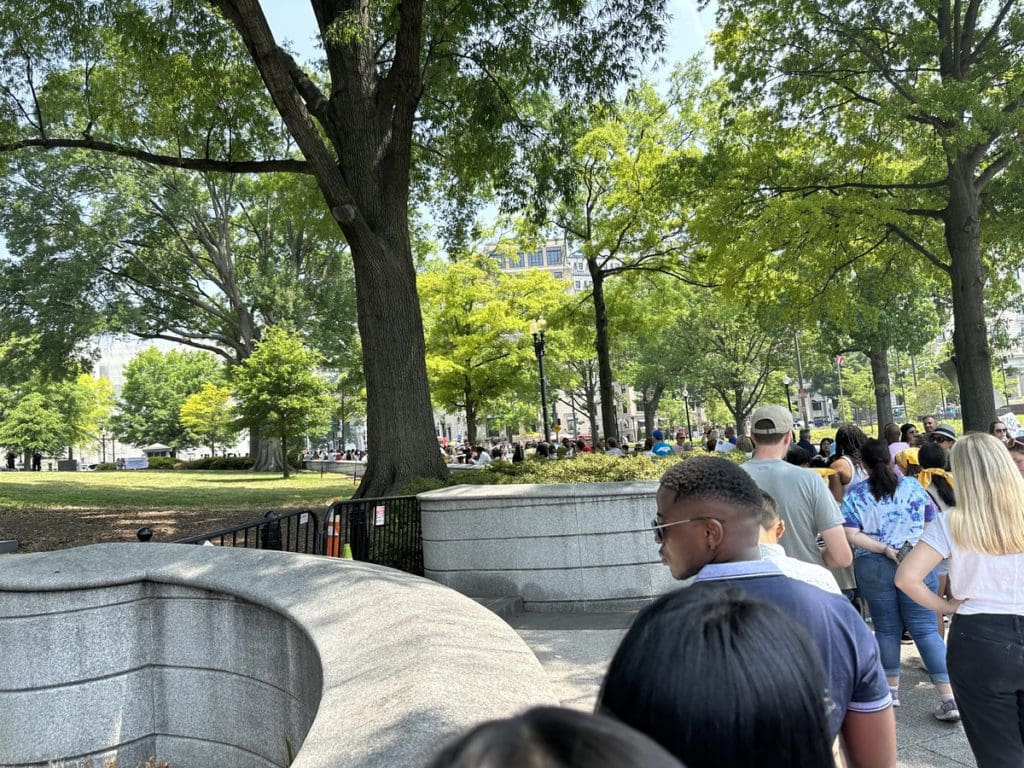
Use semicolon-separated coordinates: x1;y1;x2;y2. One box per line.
854;552;949;684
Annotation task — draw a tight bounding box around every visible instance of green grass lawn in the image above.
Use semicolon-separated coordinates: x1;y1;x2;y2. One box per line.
0;470;357;511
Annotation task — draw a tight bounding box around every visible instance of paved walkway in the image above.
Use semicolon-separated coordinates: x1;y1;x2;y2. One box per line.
510;612;976;768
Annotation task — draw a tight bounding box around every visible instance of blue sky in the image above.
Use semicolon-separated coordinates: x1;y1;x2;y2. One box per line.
262;0;715;76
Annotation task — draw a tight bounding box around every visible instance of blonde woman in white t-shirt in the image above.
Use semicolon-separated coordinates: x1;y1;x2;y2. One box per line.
896;433;1024;768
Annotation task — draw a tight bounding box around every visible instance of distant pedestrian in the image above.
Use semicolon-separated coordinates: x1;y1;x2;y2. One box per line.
650;429;674;457
31;451;41;471
604;438;625;458
797;428;816;455
5;451;14;470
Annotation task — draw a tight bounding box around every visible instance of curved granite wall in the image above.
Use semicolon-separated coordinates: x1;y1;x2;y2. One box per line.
419;481;677;611
0;543;556;768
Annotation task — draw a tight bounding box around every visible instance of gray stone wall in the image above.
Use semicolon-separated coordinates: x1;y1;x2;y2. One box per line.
419;481;678;612
0;543;556;767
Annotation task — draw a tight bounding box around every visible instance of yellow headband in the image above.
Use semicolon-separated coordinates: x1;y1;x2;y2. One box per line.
895;447;919;471
918;468;953;490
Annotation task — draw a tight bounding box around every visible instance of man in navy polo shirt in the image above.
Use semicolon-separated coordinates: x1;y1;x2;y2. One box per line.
653;455;895;768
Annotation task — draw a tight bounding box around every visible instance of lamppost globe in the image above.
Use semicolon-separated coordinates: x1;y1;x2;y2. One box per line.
781;375;793;417
782;374;791;386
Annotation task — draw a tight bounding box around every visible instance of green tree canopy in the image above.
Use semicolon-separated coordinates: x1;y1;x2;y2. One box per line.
420;256;571;444
0;392;66;455
707;0;1024;430
0;0;669;495
232;326;335;478
112;347;224;450
179;382;239;457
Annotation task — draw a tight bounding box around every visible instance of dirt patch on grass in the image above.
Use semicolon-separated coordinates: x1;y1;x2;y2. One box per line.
0;507;299;553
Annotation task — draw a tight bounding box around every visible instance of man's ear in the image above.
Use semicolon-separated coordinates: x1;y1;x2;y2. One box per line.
705;518;726;549
775;519;786;541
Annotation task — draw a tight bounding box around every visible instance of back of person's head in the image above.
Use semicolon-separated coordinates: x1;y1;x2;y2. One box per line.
606;438;618;449
918;441;954;510
949;433;1024;555
750;419;787;446
800;427;811;439
658;455;762;518
785;445;812;466
861;438;898;500
834;424;867;459
425;706;686;768
809;454;829;468
735;435;754;453
597;583;835;768
883;422;900;443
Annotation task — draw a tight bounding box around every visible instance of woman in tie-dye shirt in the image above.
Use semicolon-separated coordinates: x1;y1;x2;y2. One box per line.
842;439;959;723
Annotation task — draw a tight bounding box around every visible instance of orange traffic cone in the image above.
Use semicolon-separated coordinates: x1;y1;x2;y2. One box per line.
326;516;341;557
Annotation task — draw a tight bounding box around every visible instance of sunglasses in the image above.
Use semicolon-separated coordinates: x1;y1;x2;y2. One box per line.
994;428;1008;435
650;516;720;544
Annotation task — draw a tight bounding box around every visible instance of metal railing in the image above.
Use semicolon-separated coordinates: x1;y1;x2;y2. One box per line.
138;496;423;576
164;509;321;554
320;496;423;575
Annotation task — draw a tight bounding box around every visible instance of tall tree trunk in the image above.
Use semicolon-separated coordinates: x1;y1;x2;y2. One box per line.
209;5;446;498
465;391;478;446
946;162;995;432
280;431;290;479
867;348;893;428
345;223;447;497
252;436;281;473
249;428;283;472
584;367;600;449
641;384;666;438
589;264;618;442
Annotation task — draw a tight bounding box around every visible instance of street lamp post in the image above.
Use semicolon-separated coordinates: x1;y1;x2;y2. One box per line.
782;375;793;417
530;318;551;441
682;387;692;441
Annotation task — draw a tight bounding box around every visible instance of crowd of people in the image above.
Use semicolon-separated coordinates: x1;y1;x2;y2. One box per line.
422;406;1024;768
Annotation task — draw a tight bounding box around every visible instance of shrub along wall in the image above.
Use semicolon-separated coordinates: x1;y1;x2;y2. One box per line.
401;451;748;495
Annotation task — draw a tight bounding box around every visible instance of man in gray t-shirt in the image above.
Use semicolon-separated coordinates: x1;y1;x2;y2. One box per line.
741;405;853;570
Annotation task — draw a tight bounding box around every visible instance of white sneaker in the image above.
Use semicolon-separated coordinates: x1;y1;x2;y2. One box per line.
934;700;960;722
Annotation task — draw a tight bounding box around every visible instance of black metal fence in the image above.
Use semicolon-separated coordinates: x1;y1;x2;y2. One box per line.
171;509;321;554
141;496;423;576
320;496;423;576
